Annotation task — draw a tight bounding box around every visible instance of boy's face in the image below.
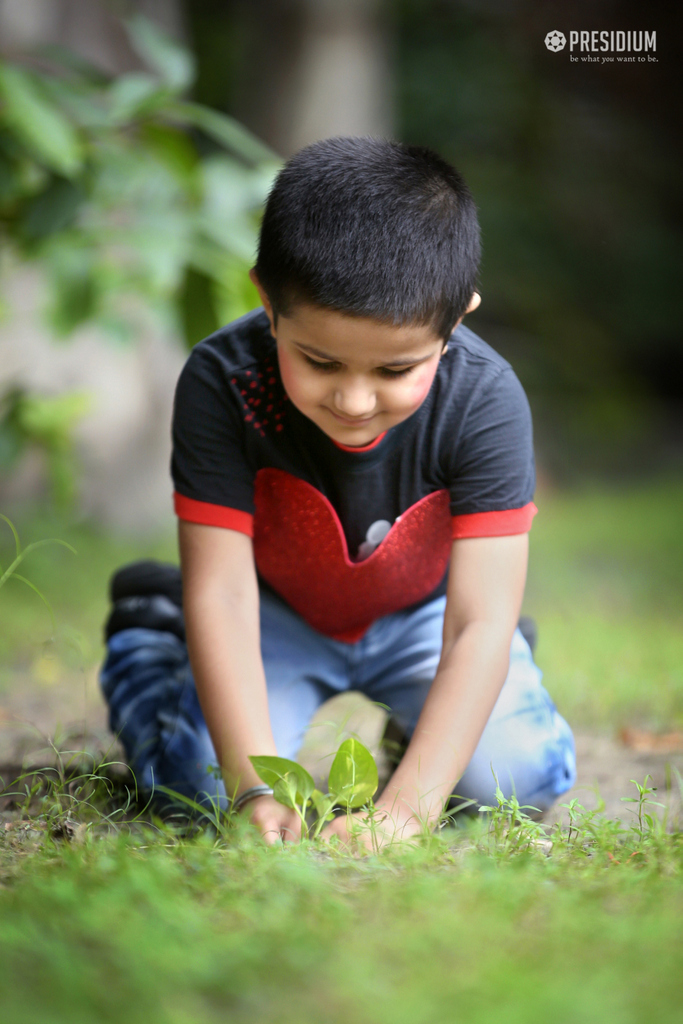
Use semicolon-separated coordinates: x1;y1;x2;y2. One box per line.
251;273;480;448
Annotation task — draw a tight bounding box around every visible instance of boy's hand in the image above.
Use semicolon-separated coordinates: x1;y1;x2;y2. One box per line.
241;794;302;844
320;806;425;852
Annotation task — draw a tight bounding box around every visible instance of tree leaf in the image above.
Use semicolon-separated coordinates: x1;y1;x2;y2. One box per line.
21;177;84;240
0;64;82;177
141;122;198;183
125;14;195;92
107;73;169;124
328;738;378;809
167;100;279;166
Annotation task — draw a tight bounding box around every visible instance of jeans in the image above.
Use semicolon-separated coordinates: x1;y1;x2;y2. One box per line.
100;588;576;815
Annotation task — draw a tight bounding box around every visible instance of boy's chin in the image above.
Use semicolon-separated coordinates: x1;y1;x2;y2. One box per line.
323;424;385;448
298;406;380;446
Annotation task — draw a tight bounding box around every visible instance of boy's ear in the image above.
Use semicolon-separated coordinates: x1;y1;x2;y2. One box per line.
249;269;277;337
466;291;481;315
448;290;482;342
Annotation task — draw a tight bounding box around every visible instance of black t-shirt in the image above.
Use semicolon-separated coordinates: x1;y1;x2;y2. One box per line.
171;308;536;642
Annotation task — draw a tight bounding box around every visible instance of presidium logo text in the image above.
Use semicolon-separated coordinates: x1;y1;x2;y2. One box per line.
544;30;658;62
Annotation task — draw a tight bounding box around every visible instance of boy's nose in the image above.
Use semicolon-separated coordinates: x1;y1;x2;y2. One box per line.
332;383;377;418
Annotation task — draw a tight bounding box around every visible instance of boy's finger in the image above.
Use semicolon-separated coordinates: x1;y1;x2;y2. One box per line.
262;828;284;846
280;823;300;843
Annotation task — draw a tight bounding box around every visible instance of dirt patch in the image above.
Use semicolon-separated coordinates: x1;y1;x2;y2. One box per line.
1;683;681;827
546;729;682;828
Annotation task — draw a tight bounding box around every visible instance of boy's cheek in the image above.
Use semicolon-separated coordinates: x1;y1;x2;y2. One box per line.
276;346;301;401
402;364;438;410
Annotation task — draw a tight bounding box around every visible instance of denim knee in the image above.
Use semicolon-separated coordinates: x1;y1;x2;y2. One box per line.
100;628;225;809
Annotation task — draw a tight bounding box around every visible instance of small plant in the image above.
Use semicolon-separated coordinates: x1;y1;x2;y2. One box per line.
2;747;139;838
478;773;549;857
250;737;379;841
621;774;665;833
0;512;76;629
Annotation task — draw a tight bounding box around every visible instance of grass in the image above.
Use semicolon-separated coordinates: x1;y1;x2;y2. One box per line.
0;508;176;689
0;794;682;1024
1;479;682;1023
524;477;683;729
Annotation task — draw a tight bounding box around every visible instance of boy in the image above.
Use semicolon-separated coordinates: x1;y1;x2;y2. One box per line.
101;137;576;847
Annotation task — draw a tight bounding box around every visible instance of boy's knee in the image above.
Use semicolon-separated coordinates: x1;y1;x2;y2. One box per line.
454;712;577;814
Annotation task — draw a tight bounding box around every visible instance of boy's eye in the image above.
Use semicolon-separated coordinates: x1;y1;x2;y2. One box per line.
377;365;415;379
303;355;341;373
302;353;415;378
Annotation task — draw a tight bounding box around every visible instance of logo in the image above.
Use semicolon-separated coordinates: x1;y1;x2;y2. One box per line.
543;30;657;58
545;30;567;52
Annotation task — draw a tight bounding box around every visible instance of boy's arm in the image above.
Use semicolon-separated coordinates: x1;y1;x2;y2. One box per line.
178;520;301;843
377;532;528;832
324;532;528;844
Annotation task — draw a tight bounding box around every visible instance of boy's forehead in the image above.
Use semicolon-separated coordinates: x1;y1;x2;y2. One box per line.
279;302;444;361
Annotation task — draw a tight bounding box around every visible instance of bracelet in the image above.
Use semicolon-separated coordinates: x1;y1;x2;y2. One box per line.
232;785;274;813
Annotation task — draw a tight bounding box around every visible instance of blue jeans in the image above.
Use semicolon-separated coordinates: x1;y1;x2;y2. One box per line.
100;588;576;815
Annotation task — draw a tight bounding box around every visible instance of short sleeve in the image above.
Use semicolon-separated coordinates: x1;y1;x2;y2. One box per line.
171;345;256;535
447;367;537;538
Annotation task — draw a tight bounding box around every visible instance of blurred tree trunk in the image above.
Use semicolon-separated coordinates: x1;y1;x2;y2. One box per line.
189;0;393;156
0;0;185;70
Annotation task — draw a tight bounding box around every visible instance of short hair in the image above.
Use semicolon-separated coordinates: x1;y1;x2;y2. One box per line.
254;136;481;340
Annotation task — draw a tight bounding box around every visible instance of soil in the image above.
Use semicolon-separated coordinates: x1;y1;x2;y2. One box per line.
1;680;681;828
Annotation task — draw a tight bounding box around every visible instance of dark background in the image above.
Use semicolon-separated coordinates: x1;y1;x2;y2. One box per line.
188;0;683;481
0;0;681;488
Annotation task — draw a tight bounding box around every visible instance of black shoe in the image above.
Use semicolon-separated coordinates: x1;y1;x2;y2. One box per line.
110;559;182;606
105;560;185;642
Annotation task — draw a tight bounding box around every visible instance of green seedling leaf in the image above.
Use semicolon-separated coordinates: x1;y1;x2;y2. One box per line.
249;755;315;806
0;64;83;176
328;738;378;809
272;776;299;811
310;788;336;838
311;789;330;817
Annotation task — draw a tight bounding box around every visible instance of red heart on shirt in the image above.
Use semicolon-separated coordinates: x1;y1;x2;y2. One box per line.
253;468;451;642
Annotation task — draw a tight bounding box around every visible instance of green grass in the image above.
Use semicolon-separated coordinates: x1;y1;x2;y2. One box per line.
0;509;177;689
525;478;683;728
1;480;683;1023
0;808;682;1024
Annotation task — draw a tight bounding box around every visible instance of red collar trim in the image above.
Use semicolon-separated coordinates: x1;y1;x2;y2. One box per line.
331;431;387;453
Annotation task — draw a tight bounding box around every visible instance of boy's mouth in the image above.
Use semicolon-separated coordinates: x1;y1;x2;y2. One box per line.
326;408;378;426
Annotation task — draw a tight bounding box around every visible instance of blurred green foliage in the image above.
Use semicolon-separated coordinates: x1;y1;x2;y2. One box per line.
0;14;278;348
0;388;90;508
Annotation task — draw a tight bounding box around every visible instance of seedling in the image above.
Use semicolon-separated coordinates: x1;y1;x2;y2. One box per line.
250;736;379;840
621;774;665;835
478;771;547;856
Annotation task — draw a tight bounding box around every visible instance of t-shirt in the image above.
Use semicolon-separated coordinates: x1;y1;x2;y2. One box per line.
171;308;536;642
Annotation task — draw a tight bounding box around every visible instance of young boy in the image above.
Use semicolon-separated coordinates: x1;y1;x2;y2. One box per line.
101;137;576;846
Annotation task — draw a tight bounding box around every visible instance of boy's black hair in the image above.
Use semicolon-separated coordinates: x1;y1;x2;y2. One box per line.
255;136;481;340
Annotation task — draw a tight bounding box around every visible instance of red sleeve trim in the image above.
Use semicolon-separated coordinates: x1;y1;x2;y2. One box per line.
451;502;538;539
173;492;254;537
